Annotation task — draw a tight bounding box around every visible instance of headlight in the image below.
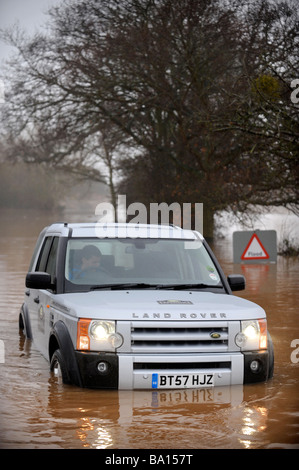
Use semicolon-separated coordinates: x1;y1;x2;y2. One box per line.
90;321;114;341
77;319;123;351
235;319;267;351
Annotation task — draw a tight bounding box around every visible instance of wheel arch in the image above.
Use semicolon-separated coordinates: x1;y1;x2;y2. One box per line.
49;320;82;387
267;332;274;379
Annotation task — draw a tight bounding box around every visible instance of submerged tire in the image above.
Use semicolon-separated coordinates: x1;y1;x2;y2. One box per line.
50;349;71;385
19;305;32;340
19;313;25;334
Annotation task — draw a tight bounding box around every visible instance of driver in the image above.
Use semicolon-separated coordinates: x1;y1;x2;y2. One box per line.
81;245;101;272
72;245;103;280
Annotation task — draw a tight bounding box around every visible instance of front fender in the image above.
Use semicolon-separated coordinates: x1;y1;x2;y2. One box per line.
50;320;82;387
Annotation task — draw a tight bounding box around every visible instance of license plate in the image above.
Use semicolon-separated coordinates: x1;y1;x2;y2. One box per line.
152;373;214;389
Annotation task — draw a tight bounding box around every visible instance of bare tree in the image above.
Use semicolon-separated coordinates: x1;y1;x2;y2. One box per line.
0;19;129;201
0;0;298;236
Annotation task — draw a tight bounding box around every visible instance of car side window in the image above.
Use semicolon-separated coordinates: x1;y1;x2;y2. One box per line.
36;237;59;280
36;237;53;272
45;237;59;280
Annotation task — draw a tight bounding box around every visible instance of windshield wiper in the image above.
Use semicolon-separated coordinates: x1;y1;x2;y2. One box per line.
90;283;159;291
90;282;223;291
155;283;223;290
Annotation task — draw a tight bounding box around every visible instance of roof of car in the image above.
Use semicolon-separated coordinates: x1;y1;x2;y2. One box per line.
45;222;203;240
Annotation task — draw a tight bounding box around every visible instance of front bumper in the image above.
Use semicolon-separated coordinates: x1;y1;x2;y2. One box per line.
74;350;271;390
75;351;119;389
243;350;270;383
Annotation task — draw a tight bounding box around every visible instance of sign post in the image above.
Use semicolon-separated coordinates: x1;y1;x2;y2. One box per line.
233;230;277;263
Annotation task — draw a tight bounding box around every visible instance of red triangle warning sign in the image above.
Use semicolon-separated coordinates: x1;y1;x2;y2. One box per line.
241;233;270;260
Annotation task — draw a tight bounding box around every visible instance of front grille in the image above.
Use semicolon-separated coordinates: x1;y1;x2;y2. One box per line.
130;321;229;353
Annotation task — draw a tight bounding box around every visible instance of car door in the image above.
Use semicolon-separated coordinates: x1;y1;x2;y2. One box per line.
28;236;59;359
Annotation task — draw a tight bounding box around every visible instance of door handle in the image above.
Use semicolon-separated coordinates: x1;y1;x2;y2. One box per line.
34;296;40;304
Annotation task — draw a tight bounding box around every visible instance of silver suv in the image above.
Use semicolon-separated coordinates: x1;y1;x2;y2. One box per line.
20;223;274;389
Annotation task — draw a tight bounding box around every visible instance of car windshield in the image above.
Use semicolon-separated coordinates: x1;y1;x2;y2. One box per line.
64;238;223;292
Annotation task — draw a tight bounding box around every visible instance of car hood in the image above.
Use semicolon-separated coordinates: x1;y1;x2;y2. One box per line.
52;290;266;321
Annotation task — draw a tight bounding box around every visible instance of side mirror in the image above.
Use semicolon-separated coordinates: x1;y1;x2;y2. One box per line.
26;272;53;290
227;274;246;291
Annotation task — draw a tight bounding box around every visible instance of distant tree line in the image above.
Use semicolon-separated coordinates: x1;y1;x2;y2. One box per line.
0;0;298;236
0;161;65;210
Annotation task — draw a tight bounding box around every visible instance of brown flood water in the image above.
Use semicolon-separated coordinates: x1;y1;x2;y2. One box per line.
0;209;298;449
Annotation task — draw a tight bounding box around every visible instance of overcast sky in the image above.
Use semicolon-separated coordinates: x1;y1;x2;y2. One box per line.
0;0;62;62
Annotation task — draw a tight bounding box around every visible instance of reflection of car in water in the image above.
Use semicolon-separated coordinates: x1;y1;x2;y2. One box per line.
19;223;274;389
